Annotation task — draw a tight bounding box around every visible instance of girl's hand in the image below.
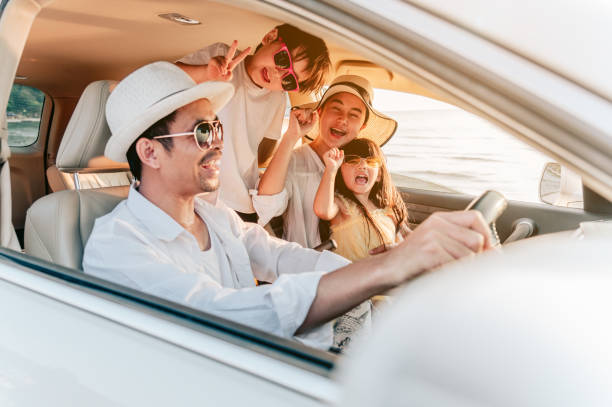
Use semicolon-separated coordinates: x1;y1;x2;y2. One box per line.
206;40;251;82
286;108;317;144
323;148;344;171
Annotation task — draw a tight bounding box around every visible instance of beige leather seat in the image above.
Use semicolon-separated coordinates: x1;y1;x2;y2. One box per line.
0;117;20;251
26;80;132;269
47;80;132;191
25;189;125;270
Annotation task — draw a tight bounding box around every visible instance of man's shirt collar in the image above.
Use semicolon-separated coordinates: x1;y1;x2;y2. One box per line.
126;186;185;242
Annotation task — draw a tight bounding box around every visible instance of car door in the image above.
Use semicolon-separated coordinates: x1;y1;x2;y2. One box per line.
0;247;337;406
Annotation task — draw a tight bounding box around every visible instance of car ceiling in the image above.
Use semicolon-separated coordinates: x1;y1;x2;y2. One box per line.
16;0;447;105
14;0;403;100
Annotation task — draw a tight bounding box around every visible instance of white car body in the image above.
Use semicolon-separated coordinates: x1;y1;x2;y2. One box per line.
1;0;611;405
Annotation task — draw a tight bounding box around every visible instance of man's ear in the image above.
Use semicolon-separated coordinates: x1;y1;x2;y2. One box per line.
261;28;279;45
360;122;368;131
135;138;162;171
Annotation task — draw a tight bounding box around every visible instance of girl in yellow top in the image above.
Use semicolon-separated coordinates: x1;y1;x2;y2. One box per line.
314;138;409;350
314;138;409;261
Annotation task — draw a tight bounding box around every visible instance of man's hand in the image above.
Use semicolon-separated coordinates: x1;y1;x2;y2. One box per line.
206;40;251;82
285;108;317;144
382;210;491;284
323;148;344;171
298;210;491;334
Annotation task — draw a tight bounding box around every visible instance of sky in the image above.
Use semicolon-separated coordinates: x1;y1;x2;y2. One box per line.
372;88;460;112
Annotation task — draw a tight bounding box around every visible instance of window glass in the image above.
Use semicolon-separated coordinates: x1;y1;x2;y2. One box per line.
6;84;45;147
374;89;554;203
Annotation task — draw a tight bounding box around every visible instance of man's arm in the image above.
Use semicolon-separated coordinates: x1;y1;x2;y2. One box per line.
84;229;325;343
257;108;317;195
297;210;491;333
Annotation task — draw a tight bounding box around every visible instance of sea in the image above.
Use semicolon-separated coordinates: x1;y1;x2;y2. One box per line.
7;119;40;147
379;109;552;203
7;108;552;203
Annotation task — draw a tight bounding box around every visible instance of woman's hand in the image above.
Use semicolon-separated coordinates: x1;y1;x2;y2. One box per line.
285;107;317;144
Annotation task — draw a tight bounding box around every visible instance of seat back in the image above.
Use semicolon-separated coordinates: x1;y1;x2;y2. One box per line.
24;188;126;269
0;117;20;251
47;80;132;192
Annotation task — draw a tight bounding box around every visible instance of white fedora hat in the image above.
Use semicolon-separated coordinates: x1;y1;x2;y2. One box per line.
105;61;235;162
301;75;397;146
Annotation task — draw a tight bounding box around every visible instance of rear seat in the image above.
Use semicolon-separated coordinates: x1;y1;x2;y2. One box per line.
25;80;130;269
47;80;132;191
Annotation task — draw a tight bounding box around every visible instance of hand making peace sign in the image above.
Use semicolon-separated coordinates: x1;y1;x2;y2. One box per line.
206;40;252;82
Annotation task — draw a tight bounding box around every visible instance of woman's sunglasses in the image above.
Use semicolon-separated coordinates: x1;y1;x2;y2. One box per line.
274;40;300;92
343;155;382;168
154;120;223;151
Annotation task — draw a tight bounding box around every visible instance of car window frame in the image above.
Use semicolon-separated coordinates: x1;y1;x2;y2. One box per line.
0;0;9;17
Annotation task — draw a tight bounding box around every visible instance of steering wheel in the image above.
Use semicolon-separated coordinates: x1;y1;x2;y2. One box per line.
465;190;508;246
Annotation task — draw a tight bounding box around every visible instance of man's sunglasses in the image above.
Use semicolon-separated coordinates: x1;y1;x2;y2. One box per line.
343;155;382;168
274;40;300;92
154;120;223;151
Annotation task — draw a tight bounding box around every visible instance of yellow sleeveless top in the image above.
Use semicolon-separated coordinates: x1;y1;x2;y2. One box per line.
330;195;397;262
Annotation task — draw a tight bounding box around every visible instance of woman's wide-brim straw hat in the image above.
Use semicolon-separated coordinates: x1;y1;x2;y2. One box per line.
105;61;235;162
301;74;397;146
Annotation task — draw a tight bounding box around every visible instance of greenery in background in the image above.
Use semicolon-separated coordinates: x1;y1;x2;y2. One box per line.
7;84;44;118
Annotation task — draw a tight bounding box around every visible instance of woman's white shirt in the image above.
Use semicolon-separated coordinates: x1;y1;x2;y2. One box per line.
251;143;325;248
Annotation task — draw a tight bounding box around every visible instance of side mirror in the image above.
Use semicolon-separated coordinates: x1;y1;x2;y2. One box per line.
539;162;583;208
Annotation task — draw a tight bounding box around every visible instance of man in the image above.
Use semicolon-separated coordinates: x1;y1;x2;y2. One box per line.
83;62;491;350
253;75;397;248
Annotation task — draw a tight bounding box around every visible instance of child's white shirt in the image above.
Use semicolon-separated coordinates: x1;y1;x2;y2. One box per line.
179;43;287;213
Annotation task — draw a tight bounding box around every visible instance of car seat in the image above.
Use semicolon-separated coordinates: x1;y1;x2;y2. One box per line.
25;80;130;269
0;116;21;251
46;80;132;191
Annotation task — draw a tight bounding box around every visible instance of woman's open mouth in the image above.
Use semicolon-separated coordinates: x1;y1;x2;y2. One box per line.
330;127;347;138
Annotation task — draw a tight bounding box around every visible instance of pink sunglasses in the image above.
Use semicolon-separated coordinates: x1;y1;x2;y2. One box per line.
273;39;300;92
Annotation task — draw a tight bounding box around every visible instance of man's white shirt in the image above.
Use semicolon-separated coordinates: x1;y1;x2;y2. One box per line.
83;186;349;349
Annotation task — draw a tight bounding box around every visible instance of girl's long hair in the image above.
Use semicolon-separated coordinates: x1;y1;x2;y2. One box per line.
319;138;408;247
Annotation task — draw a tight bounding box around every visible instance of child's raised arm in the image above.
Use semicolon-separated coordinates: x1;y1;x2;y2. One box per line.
313;148;344;220
177;40;251;83
258;108;317;195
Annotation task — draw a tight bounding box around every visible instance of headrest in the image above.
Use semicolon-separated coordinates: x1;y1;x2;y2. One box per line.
56;80;122;169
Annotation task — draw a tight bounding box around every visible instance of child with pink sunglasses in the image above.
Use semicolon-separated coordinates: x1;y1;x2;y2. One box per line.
314;138;410;350
176;24;331;222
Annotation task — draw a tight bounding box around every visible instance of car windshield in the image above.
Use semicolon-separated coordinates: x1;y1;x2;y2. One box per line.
375;89;554;202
